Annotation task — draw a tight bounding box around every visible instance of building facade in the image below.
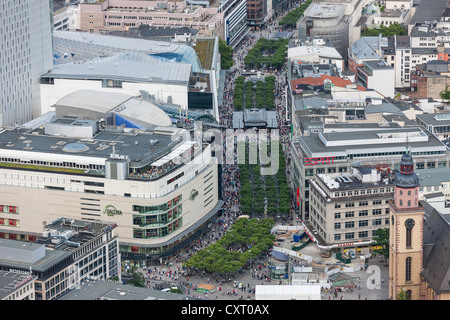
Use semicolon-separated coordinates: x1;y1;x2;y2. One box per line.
308;166;395;250
218;0;249;47
0;0;53;126
388;153;424;300
290;126;450;220
0;124;221;266
0;217;120;300
78;0;222;36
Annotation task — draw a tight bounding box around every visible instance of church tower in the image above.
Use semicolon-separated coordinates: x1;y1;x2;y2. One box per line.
388;153;425;300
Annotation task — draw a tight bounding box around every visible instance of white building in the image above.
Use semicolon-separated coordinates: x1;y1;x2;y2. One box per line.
40;52;192;115
0;0;53;126
53;4;80;31
356;60;395;97
255;285;322;300
288;45;345;75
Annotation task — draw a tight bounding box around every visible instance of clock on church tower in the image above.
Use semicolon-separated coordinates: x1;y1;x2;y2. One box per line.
388;152;425;300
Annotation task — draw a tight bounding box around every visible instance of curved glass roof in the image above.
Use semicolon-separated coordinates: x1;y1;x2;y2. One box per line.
149;45;204;73
159;105;217;123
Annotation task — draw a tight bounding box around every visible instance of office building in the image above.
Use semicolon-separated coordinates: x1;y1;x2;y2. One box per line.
78;0;222;37
297;3;350;60
218;0;250;48
58;278;194;300
0;270;37;300
0;0;53;126
416;112;450;140
0;217;120;300
290;125;450;219
356;60;395;98
308;165;395;250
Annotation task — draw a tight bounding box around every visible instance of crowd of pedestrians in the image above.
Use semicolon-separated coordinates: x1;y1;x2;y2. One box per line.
139;2;304;299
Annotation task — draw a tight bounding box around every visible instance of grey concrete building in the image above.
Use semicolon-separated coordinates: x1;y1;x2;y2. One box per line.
0;0;53;126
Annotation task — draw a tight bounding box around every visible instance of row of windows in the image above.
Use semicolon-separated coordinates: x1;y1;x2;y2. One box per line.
335;199;389;208
133;218;181;239
334;218;388;229
132;205;182;227
334;229;379;241
132;195;182;214
0;157;104;171
333;188;393;198
334;208;388;219
0;218;19;227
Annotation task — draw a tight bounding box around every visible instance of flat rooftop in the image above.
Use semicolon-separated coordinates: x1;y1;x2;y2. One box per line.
298;127;448;157
0;239;72;273
57;279;195;300
304;2;346;18
45;52;191;85
38;218;117;252
0;270;37;300
416;113;450;126
0;127;175;167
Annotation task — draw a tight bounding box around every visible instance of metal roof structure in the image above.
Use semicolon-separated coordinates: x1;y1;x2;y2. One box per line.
52;30;204;73
54;90;173;129
46;52;192;86
410;0;447;25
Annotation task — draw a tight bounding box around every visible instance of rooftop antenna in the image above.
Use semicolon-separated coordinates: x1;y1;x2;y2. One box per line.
406;133;410;154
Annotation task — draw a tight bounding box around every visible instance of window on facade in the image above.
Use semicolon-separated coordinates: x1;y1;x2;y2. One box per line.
406;228;412;247
373;209;382;215
345;202;355;208
345;221;354;228
359;210;368;216
405;257;412;282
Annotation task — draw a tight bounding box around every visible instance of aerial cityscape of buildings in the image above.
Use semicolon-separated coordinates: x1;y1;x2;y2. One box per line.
1;0;450;303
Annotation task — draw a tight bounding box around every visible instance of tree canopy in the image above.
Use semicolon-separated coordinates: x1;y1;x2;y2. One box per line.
183;218;275;275
279;0;312;28
362;23;406;37
372;228;389;264
244;38;289;70
218;38;234;70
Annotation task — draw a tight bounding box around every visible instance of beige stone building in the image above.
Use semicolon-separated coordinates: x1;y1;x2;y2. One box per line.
0;123;221;266
307;165;395;252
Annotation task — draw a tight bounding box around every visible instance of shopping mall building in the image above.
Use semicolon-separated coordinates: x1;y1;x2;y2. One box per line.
0;119;222;266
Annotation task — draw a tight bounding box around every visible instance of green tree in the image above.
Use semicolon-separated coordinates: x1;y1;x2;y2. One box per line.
440;85;450;103
126;267;146;287
218;38;234;70
372;228;389;265
362;23;406;37
397;288;409;300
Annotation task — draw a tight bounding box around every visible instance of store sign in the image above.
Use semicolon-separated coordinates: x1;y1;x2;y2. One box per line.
304;156;336;166
14;276;33;289
103;205;122;216
337;243;353;247
190;189;199;201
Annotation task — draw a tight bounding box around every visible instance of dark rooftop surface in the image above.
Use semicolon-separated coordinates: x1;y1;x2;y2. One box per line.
0;128;175;165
